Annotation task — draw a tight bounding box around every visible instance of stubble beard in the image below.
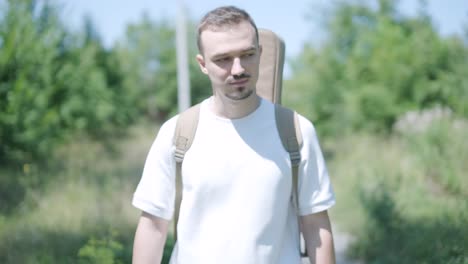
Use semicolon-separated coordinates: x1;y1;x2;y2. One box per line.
225;87;254;101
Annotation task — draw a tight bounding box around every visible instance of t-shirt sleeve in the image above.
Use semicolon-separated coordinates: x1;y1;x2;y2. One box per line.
297;115;336;216
132;116;178;220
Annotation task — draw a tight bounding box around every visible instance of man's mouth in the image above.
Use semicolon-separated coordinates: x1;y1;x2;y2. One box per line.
229;79;249;86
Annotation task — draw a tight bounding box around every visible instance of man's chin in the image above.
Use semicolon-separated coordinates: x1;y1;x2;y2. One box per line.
226;89;254;101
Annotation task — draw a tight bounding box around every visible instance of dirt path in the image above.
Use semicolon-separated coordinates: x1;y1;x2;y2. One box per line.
301;227;360;264
333;229;361;264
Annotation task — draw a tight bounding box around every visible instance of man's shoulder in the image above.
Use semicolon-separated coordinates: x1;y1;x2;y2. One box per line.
272;104;317;136
155;115;180;142
296;113;316;132
161;98;210;133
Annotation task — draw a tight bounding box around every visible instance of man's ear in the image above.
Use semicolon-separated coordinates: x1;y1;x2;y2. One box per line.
196;54;208;75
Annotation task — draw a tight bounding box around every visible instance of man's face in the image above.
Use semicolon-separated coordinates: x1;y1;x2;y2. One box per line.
196;21;261;101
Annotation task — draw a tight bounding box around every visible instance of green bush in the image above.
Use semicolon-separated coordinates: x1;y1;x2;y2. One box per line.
352;182;468;264
402;118;468;196
328;117;468;264
0;126;151;263
78;232;124;264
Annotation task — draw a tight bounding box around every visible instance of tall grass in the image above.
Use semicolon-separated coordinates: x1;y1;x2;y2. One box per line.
328;119;468;264
0;123;168;263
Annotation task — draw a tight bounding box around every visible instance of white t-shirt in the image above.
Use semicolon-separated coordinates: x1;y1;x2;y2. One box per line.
133;97;335;264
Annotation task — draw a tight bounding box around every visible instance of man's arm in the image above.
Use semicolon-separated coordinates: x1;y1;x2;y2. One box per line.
133;211;170;264
301;210;336;264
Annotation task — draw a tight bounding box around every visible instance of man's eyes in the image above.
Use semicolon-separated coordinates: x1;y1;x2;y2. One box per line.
215;57;231;62
214;53;255;62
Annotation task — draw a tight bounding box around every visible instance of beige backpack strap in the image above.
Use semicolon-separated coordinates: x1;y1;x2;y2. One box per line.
173;104;201;241
274;104;303;209
274;104;306;257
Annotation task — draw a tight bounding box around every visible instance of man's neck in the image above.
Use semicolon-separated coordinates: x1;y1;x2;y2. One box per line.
211;94;261;119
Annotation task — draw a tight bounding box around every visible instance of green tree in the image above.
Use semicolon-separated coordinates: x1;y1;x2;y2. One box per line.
0;0;136;166
115;14;210;120
285;0;468;136
80;15;139;133
0;0;142;214
0;0;70;164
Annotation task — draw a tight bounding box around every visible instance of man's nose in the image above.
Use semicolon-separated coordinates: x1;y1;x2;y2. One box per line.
231;57;245;76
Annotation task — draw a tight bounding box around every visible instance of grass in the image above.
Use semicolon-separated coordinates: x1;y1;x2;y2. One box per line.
327;119;468;264
1;118;467;263
0;123;163;263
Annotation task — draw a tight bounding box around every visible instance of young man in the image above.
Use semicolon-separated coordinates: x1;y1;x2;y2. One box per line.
132;6;336;264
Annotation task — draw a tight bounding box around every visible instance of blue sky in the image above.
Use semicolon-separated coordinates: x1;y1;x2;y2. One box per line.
58;0;467;74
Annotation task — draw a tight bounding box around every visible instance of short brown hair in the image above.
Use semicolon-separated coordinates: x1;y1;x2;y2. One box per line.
197;6;259;53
